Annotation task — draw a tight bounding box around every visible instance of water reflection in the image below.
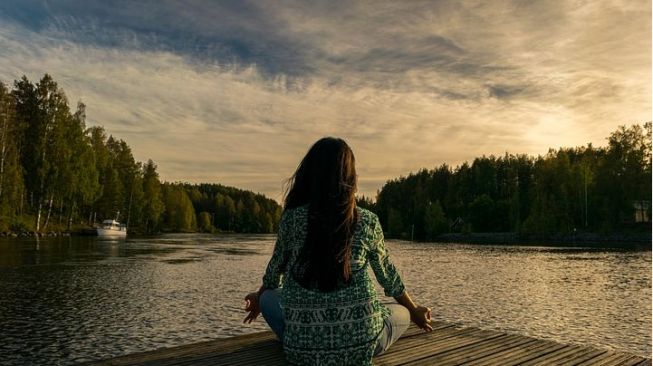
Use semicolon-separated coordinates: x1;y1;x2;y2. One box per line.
0;235;649;365
388;242;651;359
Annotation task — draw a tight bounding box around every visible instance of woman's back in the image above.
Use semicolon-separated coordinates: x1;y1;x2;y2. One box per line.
245;137;431;366
262;205;405;366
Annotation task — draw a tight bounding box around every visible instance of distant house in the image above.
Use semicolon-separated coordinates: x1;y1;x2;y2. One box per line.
633;200;651;223
450;217;466;232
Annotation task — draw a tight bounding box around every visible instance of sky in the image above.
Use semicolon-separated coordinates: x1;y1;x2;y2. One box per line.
0;1;650;201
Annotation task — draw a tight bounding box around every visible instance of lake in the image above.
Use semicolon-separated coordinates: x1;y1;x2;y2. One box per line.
0;234;650;365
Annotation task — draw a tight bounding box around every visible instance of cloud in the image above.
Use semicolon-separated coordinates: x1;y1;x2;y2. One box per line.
486;84;531;100
0;0;649;200
0;0;313;76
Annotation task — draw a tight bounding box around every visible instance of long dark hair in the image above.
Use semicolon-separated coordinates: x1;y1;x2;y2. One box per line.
284;137;358;292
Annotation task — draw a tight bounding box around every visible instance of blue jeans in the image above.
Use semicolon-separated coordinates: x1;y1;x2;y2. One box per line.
259;289;411;356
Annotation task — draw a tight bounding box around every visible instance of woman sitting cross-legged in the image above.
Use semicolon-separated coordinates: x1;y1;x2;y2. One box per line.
243;137;432;366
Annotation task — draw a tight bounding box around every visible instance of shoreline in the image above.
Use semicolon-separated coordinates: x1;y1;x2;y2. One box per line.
413;231;652;248
2;230;650;249
0;229;264;238
0;230;74;238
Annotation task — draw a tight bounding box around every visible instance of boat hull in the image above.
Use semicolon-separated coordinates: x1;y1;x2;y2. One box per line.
96;228;127;239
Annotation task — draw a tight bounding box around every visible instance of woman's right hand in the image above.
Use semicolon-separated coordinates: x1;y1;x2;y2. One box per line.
243;292;261;324
393;291;433;332
410;305;433;332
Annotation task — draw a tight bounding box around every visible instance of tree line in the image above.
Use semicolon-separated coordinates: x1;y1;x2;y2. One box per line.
0;74;280;234
162;183;281;233
1;74;649;239
365;123;651;240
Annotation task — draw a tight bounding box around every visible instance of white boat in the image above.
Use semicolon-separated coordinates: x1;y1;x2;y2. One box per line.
96;219;127;239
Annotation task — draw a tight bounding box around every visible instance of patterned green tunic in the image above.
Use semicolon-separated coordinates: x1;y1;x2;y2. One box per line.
262;205;405;366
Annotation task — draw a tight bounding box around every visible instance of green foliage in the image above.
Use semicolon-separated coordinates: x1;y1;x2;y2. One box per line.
142;160;164;233
0;74;282;234
424;200;448;239
163;184;197;232
592;123;652;231
96;166;123;220
0;82;24;219
468;194;495;232
1;74;647;238
356;195;376;212
180;183;280;233
374;124;652;239
387;208;404;237
9;216;34;233
198;212;214;233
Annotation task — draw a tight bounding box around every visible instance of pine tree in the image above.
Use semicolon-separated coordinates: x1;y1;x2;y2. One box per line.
142;160;164;233
0;82;24;229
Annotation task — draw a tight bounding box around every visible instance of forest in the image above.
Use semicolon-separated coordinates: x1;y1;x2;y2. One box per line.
0;74;281;234
365;123;652;240
0;74;649;240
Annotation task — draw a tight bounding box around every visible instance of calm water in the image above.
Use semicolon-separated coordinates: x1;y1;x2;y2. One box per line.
0;234;650;365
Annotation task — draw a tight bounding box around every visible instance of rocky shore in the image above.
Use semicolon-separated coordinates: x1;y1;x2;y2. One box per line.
0;231;73;238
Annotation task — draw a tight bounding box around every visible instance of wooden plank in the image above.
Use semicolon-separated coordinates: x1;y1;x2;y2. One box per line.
171;341;284;366
88;321;651;366
516;344;587;365
376;329;504;365
400;334;527;366
397;323;458;340
134;339;282;366
132;324;448;366
208;349;287;366
470;340;568;366
193;351;287;366
598;354;648;366
209;343;285;366
619;356;653;366
434;335;540;366
378;327;489;358
88;331;277;365
555;349;610;366
208;322;448;365
576;351;630;366
378;326;484;357
172;324;461;366
493;344;570;366
377;334;483;365
515;344;591;365
143;324;454;366
374;328;479;364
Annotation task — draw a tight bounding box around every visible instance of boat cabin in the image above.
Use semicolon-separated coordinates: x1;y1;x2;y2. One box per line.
101;219;127;231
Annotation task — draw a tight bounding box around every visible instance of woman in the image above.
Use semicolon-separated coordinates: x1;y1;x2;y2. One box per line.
243;137;432;366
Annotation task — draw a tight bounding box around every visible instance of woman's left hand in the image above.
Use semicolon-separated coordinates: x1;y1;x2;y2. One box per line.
243;292;261;324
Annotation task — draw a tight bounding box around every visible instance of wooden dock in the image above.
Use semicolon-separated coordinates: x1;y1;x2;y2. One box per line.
89;322;651;365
